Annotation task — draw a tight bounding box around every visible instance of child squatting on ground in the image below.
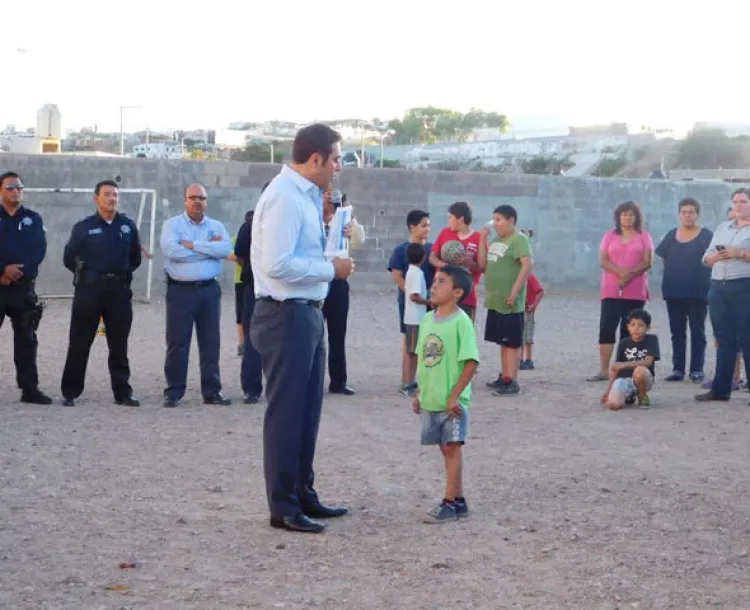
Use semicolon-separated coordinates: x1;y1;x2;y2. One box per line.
601;308;661;410
412;264;479;524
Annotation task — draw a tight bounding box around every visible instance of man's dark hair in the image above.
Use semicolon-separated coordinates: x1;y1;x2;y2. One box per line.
448;201;473;226
731;187;750;199
292;123;342;164
493;204;517;224
440;264;473;304
678;197;700;215
0;171;22;189
406;209;429;229
95;179;118;195
406;242;426;265
627;308;652;327
613;200;644;234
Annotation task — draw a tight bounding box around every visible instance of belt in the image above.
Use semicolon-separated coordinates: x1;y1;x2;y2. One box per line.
167;276;217;287
101;272;128;281
258;296;324;309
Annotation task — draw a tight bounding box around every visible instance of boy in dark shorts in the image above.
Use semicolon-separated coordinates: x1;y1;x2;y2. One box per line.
601;308;660;409
413;265;479;523
477;205;532;396
403;243;430;376
387;210;435;395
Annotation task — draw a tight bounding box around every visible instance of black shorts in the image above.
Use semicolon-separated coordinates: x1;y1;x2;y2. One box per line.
398;298;406;334
598;298;645;344
484;310;524;348
235;283;244;324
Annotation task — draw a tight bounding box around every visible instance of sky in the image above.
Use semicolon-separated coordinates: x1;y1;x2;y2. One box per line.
2;0;747;134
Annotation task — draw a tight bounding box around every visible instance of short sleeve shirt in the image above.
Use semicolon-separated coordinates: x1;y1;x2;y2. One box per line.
388;241;435;305
431;228;483;308
404;265;428;325
416;309;480;412
600;230;654;301
615;334;660;378
484;232;532;314
525;273;544;309
654;227;713;300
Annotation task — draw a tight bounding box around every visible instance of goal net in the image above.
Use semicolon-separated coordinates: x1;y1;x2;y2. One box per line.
24;188;158;303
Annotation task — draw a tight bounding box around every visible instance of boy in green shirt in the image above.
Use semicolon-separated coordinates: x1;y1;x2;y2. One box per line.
478;205;533;396
413;264;480;523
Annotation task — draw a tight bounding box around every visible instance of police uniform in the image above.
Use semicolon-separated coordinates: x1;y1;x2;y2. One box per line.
0;205;52;404
60;212;142;406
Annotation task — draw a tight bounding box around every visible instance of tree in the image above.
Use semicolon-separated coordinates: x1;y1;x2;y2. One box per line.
231;142;284;163
388;106;509;144
676;129;744;169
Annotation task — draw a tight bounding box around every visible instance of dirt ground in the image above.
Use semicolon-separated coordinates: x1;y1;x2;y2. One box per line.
0;290;749;610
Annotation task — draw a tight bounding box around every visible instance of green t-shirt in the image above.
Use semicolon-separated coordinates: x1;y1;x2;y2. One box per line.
232;236;242;284
484;232;532;314
416;309;480;412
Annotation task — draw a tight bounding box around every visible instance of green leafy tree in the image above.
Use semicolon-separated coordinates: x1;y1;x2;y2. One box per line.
676;129;744;169
388;106;508;144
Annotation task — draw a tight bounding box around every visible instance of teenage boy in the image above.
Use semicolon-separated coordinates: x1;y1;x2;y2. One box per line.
429;201;483;322
477;205;532;396
388;210;435;395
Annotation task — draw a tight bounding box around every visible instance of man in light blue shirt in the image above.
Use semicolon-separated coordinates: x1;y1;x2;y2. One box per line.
160;183;233;408
250;123;354;534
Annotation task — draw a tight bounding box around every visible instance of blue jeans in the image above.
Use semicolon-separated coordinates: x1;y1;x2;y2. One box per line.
665;298;707;375
708;278;750;397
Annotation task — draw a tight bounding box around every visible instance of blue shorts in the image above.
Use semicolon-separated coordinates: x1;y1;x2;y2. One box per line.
420;407;469;445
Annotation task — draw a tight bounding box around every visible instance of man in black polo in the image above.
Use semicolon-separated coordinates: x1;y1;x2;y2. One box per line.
0;171;53;404
60;179;142;407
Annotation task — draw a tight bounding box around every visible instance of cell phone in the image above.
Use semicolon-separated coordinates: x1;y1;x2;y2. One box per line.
716;245;726;251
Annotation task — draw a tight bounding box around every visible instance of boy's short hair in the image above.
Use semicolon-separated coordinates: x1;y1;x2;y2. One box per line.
448;201;473;225
493;204;517;223
406;209;429;228
627;308;652;327
406;242;425;265
440;264;473;304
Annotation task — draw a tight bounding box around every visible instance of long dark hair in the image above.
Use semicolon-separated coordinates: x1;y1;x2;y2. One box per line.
613;200;644;234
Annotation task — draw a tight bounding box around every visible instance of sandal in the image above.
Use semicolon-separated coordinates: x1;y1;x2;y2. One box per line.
586;372;608;382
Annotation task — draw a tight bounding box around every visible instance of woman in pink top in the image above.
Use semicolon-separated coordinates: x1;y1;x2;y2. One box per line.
587;201;654;381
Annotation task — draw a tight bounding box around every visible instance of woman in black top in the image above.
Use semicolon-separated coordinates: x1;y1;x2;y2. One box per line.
654;197;713;382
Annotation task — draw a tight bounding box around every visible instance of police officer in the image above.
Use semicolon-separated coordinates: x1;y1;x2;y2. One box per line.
60;179;142;407
0;171;53;404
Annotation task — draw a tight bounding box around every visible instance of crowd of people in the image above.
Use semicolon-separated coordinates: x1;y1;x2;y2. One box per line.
2;124;750;531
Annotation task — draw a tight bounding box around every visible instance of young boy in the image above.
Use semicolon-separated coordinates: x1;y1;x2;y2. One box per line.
388;209;435;395
404;243;430;380
429;201;483;322
520;272;544;370
412;264;479;523
601;308;660;410
478;205;532;396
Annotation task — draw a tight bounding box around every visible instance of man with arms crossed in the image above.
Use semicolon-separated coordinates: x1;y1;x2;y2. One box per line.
251;123;353;534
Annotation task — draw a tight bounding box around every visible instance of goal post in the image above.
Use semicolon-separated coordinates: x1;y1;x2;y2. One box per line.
24;187;158;303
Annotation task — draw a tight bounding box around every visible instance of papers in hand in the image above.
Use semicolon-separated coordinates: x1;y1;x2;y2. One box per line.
325;206;352;260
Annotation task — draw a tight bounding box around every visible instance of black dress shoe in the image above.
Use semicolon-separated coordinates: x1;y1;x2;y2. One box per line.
243;392;260;405
61;398;76;407
20;389;53;405
163;397;180;408
303;503;349;519
116;396;140;407
329;386;355;396
270;513;326;533
695;391;730;402
204;392;231;405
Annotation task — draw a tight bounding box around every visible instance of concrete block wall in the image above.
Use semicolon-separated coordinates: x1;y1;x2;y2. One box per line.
0;153;743;299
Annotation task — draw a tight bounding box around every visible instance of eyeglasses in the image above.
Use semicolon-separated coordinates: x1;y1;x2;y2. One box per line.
187;195;207;202
4;184;24;191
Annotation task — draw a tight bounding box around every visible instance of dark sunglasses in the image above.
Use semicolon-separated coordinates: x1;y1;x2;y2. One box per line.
187;195;207;202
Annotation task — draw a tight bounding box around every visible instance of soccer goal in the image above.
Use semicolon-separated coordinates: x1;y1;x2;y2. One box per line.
24;187;158;303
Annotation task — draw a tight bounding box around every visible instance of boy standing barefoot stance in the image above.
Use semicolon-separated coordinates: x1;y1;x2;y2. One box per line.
601;309;660;410
412;265;479;523
478;205;532;395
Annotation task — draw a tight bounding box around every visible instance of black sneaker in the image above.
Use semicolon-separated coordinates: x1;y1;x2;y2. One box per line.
492;379;520;396
454;500;469;519
689;372;705;384
486;376;506;389
423;502;458;524
20;389;53;405
665;372;684;381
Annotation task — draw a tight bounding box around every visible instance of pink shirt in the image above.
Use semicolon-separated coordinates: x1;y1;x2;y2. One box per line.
600;229;654;301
